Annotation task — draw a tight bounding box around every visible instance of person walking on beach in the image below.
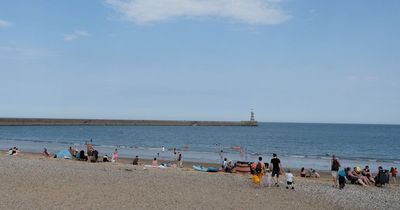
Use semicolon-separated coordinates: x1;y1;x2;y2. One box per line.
270;153;281;187
256;156;266;185
331;155;341;187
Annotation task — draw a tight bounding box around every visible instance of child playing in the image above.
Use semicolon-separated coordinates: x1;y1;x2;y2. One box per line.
338;168;347;189
286;170;294;189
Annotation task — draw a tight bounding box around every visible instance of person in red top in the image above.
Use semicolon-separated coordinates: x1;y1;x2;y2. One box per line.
390;167;398;184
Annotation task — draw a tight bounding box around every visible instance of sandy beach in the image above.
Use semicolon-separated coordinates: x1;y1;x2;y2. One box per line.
0;153;399;210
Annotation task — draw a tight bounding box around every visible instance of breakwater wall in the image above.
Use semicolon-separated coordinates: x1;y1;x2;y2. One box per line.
0;118;258;126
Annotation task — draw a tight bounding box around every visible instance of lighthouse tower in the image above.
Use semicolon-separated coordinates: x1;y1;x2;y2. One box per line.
250;110;255;121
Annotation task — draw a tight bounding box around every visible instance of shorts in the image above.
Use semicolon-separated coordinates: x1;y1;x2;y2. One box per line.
272;170;280;178
331;170;338;178
287;181;293;185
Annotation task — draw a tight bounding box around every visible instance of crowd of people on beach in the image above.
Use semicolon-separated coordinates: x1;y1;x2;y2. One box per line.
219;153;397;190
38;142;185;169
6;144;398;190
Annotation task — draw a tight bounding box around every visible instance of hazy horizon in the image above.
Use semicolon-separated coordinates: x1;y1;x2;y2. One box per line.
1;0;399;125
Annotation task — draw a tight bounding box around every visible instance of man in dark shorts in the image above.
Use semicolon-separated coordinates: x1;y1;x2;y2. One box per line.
271;153;281;187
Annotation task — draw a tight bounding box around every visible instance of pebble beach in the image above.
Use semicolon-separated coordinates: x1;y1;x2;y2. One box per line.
0;154;399;210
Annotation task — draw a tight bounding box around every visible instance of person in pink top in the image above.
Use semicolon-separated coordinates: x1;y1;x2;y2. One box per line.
152;158;158;166
113;149;119;161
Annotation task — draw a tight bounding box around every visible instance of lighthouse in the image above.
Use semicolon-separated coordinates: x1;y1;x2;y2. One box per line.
250;110;255;121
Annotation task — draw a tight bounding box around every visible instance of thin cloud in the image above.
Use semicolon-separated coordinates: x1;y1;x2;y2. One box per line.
0;46;59;60
0;19;14;28
63;30;90;41
105;0;289;25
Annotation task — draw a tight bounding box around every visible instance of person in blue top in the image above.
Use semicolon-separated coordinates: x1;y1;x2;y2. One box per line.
338;168;347;189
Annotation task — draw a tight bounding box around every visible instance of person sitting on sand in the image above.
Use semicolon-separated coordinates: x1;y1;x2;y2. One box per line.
43;148;50;157
222;158;228;171
91;150;99;163
8;148;13;155
362;166;375;184
226;161;234;173
300;167;306;177
352;167;370;185
132;156;139;165
11;147;19;155
311;169;320;178
103;154;109;162
285;170;294;189
375;166;390;187
152;158;158;167
68;146;76;157
345;167;367;186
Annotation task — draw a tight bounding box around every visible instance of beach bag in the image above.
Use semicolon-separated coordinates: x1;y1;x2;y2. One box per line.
252;174;260;184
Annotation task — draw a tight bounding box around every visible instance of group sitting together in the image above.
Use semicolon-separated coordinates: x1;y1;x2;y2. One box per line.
8;147;19;155
341;166;395;187
45;144;120;163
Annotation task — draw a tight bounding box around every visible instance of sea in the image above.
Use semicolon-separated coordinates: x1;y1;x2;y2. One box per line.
1;123;399;171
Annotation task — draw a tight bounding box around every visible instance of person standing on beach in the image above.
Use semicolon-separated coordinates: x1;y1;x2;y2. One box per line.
113;149;119;162
270;153;281;187
331;155;341;187
132;156;139;165
178;153;183;168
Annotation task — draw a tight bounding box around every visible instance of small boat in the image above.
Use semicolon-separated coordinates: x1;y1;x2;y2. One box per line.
192;165;219;172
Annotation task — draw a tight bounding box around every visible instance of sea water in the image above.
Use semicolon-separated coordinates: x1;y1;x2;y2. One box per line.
0;123;399;171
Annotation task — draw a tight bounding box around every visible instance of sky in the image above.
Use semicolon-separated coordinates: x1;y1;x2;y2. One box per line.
0;0;399;124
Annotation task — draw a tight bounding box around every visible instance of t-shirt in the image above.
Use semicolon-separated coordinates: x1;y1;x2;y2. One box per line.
222;161;227;168
338;169;346;177
331;159;340;171
271;158;280;172
286;173;294;182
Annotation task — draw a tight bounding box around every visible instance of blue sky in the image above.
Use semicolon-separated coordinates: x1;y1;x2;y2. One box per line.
0;0;399;124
